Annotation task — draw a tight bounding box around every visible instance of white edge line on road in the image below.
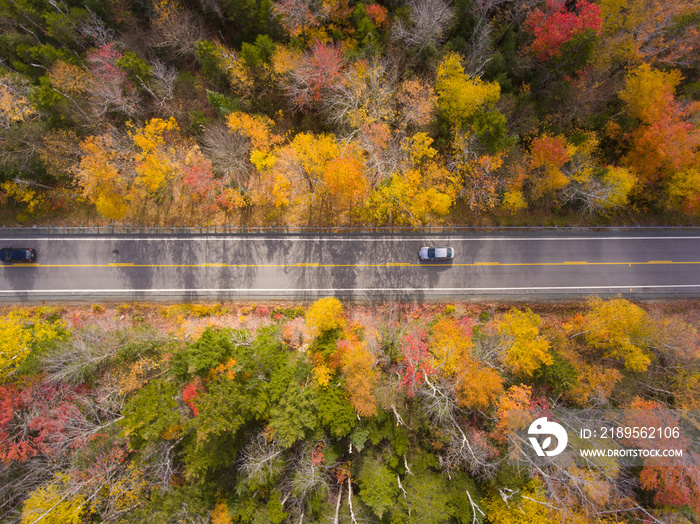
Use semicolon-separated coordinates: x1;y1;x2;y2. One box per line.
2;284;700;294
1;236;700;242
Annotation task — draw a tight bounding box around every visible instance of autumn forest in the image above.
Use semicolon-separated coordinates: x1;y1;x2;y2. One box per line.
1;298;699;523
0;0;698;226
2;0;700;522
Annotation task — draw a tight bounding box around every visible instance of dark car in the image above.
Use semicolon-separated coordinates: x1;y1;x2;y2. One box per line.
0;247;37;263
419;247;454;261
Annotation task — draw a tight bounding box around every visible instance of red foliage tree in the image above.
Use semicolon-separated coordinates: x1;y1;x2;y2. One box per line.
365;4;389;30
640;458;700;515
524;0;602;60
0;385;36;464
623;398;700;515
86;43;139;116
87;43;125;83
182;382;202;416
72;431;129;485
183;156;218;202
285;43;344;111
397;329;435;397
0;381;91;466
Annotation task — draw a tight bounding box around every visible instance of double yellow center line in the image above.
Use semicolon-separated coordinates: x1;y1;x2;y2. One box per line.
0;260;693;268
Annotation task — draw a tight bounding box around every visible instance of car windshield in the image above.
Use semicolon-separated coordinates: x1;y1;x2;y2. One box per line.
428;248;435;257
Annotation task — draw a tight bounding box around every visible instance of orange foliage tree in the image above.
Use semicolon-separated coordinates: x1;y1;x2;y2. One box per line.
492;384;533;443
429;317;503;410
258;131;369;223
619;63;700;187
339;335;378;417
76;118;243;223
527;134;573;198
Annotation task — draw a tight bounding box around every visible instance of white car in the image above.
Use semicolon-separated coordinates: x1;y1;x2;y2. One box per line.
419;247;454;261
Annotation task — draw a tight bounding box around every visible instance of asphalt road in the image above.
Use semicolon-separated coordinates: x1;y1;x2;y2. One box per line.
1;232;699;301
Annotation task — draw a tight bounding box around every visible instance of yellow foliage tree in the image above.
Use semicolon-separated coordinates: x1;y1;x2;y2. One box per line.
227;111;280;153
498;309;552;377
665;169;700;215
484;480;549;524
619;63;683;124
436;53;501;130
306;297;345;336
430;317;471;375
210;500;234;524
600;166;636;208
313;362;332;387
486;478;622;524
501;189;528;214
48;60;91;95
405;132;437;166
288;132;341;187
0;70;36;127
130;117;179;193
561;348;622;407
674;370;700;409
321;154;369;214
0;181;46;215
260;132;368;222
77;119;211;223
271;45;303;76
365;162;457;226
577;296;653;372
21;474;88;524
76;133;131;220
98;463;149;516
202;40;253;96
0;310;66;382
0;312;34;382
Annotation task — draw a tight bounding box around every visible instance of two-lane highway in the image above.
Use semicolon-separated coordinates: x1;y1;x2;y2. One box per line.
1;232;699;301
